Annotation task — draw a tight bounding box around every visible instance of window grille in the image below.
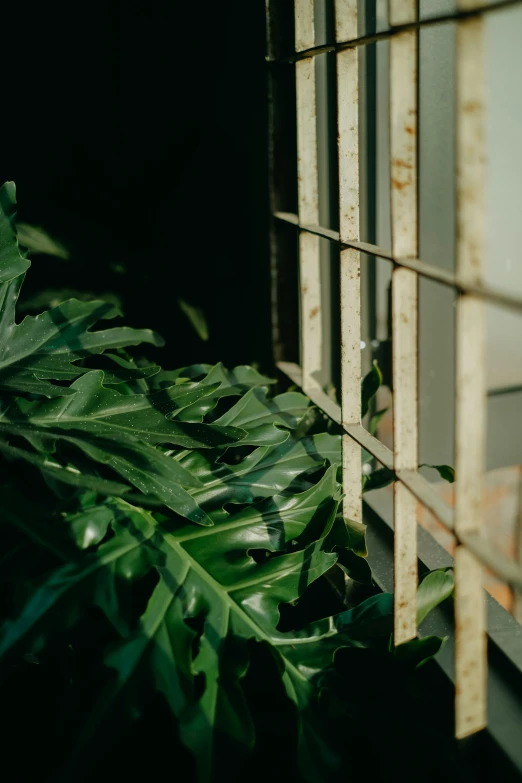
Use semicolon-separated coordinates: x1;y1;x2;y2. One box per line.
266;0;522;740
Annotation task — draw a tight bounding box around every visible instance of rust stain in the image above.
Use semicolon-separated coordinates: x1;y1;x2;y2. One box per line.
405;125;415;136
463;100;482;114
309;306;319;319
392;158;413;170
392;177;411;192
302;283;308;294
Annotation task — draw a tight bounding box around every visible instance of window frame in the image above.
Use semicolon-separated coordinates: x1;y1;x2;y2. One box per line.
266;0;522;756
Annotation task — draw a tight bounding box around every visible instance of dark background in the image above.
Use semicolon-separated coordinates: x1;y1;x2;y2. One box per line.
2;0;272;370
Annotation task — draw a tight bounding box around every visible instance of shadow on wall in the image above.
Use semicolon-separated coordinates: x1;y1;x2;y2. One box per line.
3;0;271;370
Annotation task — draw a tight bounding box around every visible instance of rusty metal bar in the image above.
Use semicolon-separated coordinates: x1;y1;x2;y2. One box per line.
335;0;361;523
268;0;522;64
454;4;488;739
389;0;418;646
270;0;522;750
295;1;322;391
278;360;522;593
272;211;522;316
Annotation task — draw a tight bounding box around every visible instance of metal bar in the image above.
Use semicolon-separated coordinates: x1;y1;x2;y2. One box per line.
295;2;322;391
335;0;361;522
515;467;522;623
389;0;416;27
267;0;522;63
272;211;522;315
277;360;522;592
454;5;487;739
389;0;418;645
295;0;315;52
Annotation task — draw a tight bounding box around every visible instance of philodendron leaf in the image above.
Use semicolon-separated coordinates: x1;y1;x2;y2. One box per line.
0;424;216;525
335;568;455;642
0;370;246;449
0;501;163;654
325;516;372;584
362;466;396;493
0;182;30;283
392;634;447;668
168;362;277;423
0;275;164;396
180;432;342;520
0;439;133;497
212;386;310;446
49;484;341;782
65;504;115;549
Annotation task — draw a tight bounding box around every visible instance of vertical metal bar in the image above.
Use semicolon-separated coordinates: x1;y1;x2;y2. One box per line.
389;0;419;645
295;0;315;52
514;467;522;624
295;1;322;390
454;2;487;739
335;0;361;522
389;0;416;27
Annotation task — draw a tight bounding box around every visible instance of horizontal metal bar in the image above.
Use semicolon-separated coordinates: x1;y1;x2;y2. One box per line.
267;0;522;64
488;384;522;398
272;211;522;314
277;360;522;591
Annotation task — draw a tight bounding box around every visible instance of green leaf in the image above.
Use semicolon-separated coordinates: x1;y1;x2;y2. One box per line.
0;182;30;283
170;363;277;423
416;568;454;626
335;592;394;640
362;466;396;493
363;463;455;492
0;439;132;496
421;463;456;483
0;370;246;449
361;361;382;418
0;284;164;396
327;514;368;557
180;432;341;519
55;491;340;781
335;548;373;585
392;635;447;668
178;298;209;342
65;504;115;549
212;386;310;446
0;501;163;654
324;516;372;584
0;425;215;525
335;568;455;641
87;353;161;385
15;221;70;259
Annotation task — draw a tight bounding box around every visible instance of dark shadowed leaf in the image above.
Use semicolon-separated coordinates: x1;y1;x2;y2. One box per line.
0;182;30;282
361;361;382;419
